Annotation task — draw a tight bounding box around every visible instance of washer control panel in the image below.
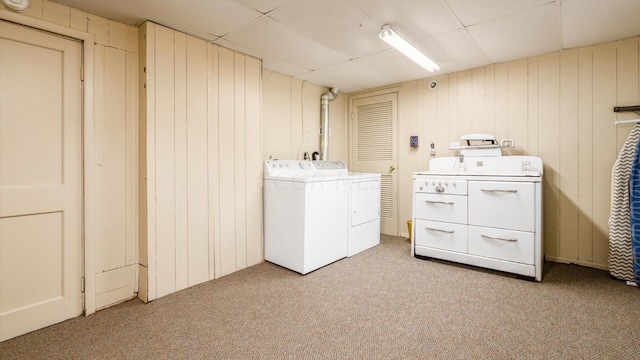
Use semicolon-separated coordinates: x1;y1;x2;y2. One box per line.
311;161;347;170
264;160;348;177
414;177;467;195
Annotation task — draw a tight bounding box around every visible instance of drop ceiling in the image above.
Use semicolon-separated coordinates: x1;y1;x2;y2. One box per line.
53;0;640;93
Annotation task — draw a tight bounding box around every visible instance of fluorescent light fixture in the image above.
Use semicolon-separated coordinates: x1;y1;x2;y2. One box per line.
379;24;439;72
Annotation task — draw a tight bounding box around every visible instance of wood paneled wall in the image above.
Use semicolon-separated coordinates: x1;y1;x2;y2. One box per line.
93;20;138;310
393;37;640;270
1;0;140;310
139;22;262;302
262;71;347;162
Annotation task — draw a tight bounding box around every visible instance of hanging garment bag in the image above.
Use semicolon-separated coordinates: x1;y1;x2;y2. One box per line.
629;136;640;285
609;125;640;281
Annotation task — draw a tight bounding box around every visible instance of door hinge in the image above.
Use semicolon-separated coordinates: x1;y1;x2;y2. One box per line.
81;277;85;293
80;66;84;81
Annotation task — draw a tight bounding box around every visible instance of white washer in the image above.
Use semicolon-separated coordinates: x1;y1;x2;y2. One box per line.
347;172;381;256
263;160;349;274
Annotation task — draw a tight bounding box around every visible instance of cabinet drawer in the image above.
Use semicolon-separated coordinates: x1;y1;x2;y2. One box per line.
414;193;467;224
468;181;535;231
468;226;534;265
414;219;467;253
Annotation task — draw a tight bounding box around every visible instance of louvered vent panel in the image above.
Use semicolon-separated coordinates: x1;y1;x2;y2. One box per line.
380;174;393;219
356;101;393;161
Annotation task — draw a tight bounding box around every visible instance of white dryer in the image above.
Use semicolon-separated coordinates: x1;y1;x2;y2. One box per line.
347;172;381;256
263;160;349;274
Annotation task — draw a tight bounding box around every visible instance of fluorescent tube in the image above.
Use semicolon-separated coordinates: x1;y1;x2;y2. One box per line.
379;24;439;72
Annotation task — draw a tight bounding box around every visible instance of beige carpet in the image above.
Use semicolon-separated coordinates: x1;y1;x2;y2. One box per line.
1;235;639;359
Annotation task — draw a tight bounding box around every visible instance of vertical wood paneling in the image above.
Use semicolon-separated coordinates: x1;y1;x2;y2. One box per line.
245;56;262;266
527;58;539;157
577;47;594;262
616;39;639;150
399;81;418;235
436;75;449;158
591;42;617;265
472;68;486;133
494;63;508;144
125;51;137;266
87;14;108;46
42;0;70;27
94;45;105;273
484;65;495;136
538;53;561;258
108;21;136;53
328;88;348;161
291;79;303;158
138;23;263;297
69;8;87;32
19;0;43;19
234;53;247;270
457;71;473;136
507;59;528;154
415;80;426;171
143;23;156;300
448;73;458;142
154;25;176;298
186;36;209;286
559;50;579;260
218;47;236;277
174;32;188;292
102;47;126;271
208;44;220;280
423;79;438;162
262;72;293;160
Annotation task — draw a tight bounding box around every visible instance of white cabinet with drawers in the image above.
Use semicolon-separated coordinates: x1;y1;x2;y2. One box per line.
412;156;543;281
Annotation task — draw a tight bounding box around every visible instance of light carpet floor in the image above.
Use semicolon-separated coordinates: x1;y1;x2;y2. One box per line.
1;235;639;359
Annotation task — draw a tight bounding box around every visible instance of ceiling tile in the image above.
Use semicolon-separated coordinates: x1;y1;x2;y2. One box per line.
215;38;311;76
269;0;385;58
354;0;461;41
416;29;492;72
561;0;640;49
222;17;351;70
466;3;560;63
356;49;437;83
136;0;261;37
234;0;295;14
295;61;395;93
51;0;640;94
445;0;553;26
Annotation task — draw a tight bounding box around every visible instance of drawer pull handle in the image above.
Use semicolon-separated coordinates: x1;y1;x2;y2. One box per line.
481;234;518;242
424;227;454;234
425;200;454;205
481;189;518;193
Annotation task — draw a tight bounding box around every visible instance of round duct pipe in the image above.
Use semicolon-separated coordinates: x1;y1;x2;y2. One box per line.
320;87;338;160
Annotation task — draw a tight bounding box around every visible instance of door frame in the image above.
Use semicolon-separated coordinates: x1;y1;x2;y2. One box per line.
1;10;97;315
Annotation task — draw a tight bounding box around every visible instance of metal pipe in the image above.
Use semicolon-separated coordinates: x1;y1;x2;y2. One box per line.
320;88;338;160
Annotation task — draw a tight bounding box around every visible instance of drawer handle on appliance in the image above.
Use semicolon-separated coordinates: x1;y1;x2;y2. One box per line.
424;227;454;234
425;200;454;205
481;189;518;193
481;234;518;242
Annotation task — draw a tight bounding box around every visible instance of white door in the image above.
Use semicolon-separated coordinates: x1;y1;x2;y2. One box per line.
350;93;398;235
0;21;83;341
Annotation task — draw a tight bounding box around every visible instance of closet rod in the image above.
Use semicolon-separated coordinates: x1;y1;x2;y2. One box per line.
613;105;640;113
615;119;640;125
